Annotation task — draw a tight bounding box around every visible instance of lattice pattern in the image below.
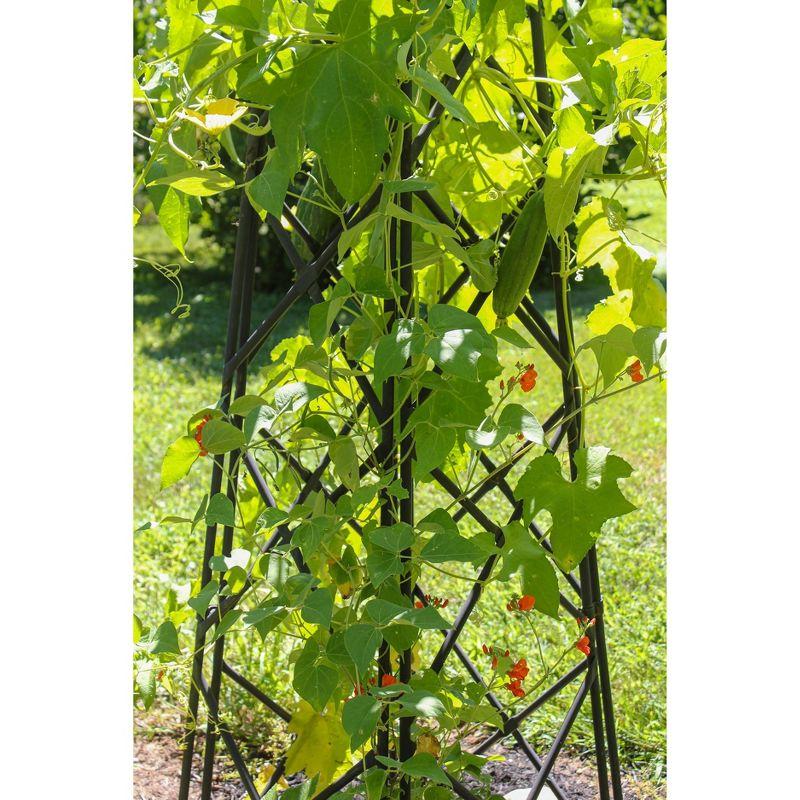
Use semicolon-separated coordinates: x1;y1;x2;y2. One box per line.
177;21;623;800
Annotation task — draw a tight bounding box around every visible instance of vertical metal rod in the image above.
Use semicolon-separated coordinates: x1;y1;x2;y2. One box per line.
398;105;415;800
200;133;265;800
178;129;265;800
550;239;610;800
525;666;595;800
376;206;398;766
588;548;624;798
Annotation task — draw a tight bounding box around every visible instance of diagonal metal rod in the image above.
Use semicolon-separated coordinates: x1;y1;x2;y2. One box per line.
472;658;590;754
413;586;571;800
197;673;261;800
525;665;596;800
221;661;292;723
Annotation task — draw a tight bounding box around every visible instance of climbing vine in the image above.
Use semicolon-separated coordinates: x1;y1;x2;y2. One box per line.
134;1;666;797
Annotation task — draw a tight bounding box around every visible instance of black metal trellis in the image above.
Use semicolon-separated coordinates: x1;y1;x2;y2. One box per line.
177;8;623;800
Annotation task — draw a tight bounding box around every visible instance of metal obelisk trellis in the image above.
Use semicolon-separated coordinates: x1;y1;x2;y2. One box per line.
178;7;623;800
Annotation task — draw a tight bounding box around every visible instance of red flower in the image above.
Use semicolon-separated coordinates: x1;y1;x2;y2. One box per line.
518;595;535;612
500;379;505;391
482;643;491;655
381;674;398;687
626;360;644;383
507;595;535;613
506;679;525;698
415;600;424;608
507;658;529;682
519;365;538;392
576;636;591;656
194;415;211;456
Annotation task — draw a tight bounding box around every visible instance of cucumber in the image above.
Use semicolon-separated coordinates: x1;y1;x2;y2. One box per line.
492;190;548;324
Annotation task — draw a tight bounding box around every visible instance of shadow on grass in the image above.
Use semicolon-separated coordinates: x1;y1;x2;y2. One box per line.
134;265;311;374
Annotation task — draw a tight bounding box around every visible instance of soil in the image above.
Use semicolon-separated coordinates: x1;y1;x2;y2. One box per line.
133;733;665;800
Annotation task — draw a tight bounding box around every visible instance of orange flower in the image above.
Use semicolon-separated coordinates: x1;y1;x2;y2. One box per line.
507;658;529;682
194;414;211;456
626;360;644;383
415;600;424;608
381;674;398;687
507;679;525;698
518;595;535;612
576;636;591;656
519;365;538;392
507;594;535;613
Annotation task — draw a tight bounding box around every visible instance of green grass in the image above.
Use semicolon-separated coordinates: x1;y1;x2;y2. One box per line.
134;185;665;784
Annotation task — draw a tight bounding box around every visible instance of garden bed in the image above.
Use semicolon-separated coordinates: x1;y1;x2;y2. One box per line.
133;733;664;800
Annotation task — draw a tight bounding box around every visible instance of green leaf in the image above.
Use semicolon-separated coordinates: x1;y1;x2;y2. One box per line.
149;168;235;197
210;608;242;641
370;523;414;553
268;0;414;202
149;621;181;655
344;624;383;675
497;403;544;444
515;447;636;570
160;435;200;489
200;419;245;454
397;690;445;718
373;319;424;386
495;523;560;618
411;423;455;478
366;548;402;587
330;437;360;492
544;137;602;238
399;753;450;786
364;768;388;800
383;177;437;193
302;587;335;628
150;186;190;256
421;532;490;566
136;662;157;709
229;394;268;416
342;695;381;749
294;661;340;712
205;492;235;527
424;305;499;381
188;579;219;616
410;66;475;125
274;382;328;414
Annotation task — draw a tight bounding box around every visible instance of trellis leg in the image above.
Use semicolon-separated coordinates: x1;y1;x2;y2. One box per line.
587;550;624;798
551;240;612;800
376;218;397;766
178;131;266;800
398;110;416;800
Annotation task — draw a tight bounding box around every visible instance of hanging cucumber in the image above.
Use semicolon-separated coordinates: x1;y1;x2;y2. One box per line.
492;190;549;324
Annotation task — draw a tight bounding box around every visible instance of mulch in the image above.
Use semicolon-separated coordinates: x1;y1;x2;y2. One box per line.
133;733;664;800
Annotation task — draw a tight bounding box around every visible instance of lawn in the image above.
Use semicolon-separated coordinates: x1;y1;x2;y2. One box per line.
133;183;666;786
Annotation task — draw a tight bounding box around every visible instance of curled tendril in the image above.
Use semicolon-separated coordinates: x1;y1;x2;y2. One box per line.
133;257;191;319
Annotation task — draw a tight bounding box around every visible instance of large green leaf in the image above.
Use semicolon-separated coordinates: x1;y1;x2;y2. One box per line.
514;447;635;570
267;0;414;202
160;435;200;489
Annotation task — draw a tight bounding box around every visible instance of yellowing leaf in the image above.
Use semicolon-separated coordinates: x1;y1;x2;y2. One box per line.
285;701;349;788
